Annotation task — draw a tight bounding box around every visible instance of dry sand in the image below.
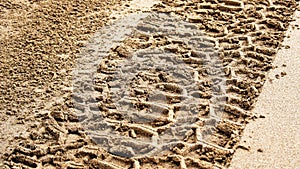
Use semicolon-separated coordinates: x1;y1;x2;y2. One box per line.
0;0;299;168
230;11;300;169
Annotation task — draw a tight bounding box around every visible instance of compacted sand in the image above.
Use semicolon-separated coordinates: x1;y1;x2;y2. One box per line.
0;0;299;168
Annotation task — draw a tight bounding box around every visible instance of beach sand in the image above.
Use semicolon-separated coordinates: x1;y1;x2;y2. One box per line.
230;11;300;169
0;0;299;168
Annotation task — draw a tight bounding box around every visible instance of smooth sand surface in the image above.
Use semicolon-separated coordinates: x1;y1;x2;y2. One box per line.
230;11;300;169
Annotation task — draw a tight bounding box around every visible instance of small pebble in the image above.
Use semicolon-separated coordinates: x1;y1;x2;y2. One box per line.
269;78;273;83
259;115;265;118
281;71;287;77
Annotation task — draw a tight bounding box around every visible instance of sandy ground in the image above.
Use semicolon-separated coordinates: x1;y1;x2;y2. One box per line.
230;11;300;169
0;0;299;168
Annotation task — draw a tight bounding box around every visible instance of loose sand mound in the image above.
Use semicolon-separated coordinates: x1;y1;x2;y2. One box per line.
0;0;298;168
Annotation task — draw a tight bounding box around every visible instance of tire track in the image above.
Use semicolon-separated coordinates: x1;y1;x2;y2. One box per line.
74;13;229;159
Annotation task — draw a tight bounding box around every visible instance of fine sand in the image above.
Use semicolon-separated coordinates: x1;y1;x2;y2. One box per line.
230;11;300;169
0;0;299;168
